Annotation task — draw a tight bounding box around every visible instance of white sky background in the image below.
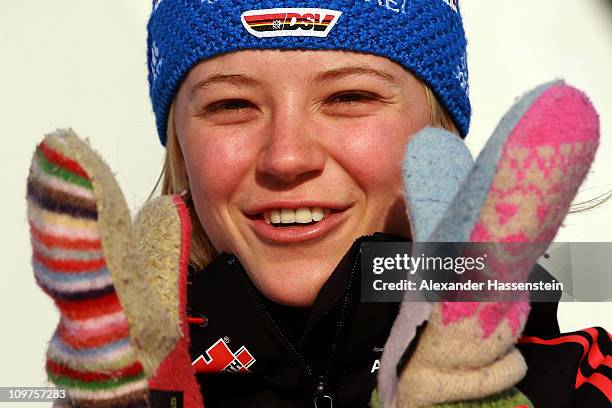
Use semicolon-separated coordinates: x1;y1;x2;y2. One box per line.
0;0;610;396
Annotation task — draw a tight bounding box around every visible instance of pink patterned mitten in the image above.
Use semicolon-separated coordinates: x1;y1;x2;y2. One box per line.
394;82;600;407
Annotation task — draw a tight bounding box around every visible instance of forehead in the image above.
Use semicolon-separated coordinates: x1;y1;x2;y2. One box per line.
181;49;417;88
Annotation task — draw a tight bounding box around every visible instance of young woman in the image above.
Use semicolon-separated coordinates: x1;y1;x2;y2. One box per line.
167;49;455;408
28;1;609;407
147;0;469;405
144;1;610;407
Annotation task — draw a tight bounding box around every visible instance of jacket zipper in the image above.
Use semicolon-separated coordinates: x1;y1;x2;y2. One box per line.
314;376;334;408
228;256;316;379
315;246;359;408
229;251;360;408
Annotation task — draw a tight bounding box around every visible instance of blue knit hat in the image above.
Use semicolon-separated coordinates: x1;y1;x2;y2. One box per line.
147;0;470;145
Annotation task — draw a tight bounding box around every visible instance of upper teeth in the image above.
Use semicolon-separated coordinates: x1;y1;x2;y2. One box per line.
264;207;331;224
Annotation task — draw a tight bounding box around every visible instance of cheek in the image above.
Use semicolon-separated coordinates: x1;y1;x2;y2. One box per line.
176;122;260;252
334;116;426;196
179;126;255;204
178;125;259;252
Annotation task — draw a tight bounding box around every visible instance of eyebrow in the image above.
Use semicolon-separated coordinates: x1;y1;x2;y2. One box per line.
188;65;400;100
189;74;259;100
312;65;399;86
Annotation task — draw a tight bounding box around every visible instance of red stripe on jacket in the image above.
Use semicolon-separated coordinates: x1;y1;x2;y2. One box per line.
519;327;611;403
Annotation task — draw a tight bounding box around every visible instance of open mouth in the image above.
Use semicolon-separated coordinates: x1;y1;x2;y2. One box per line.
245;205;348;243
261;207;333;227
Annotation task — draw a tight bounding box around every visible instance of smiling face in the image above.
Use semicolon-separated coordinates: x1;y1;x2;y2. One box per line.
173;50;430;307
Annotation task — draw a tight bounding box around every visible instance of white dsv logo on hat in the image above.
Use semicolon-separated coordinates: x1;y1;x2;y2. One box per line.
241;8;343;38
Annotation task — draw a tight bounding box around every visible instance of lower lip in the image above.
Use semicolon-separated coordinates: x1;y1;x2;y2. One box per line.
247;211;347;244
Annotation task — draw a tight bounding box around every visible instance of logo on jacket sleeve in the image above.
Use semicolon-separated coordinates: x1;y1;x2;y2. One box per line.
192;337;256;373
241;8;342;38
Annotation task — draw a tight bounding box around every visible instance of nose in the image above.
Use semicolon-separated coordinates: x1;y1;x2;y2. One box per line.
256;108;325;184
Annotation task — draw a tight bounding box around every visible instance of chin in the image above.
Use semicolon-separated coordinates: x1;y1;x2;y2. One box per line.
266;288;320;308
247;259;337;307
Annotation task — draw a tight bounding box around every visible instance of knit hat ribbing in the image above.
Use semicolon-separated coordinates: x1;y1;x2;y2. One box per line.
147;0;470;146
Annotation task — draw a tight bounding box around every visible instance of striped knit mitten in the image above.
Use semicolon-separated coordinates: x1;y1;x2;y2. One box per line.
27;129;203;407
391;81;600;408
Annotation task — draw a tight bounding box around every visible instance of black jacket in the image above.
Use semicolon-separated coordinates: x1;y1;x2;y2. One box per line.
187;235;611;407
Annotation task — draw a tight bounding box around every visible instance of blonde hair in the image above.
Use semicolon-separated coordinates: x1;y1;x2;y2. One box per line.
155;85;460;270
158;103;217;270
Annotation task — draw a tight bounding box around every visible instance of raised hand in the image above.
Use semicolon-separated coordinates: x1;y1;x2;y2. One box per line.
383;81;599;407
27;129;203;407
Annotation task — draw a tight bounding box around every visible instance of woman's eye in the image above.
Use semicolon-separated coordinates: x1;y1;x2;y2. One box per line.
197;99;259;124
329;92;377;104
322;91;381;117
206;99;252;112
332;92;375;103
